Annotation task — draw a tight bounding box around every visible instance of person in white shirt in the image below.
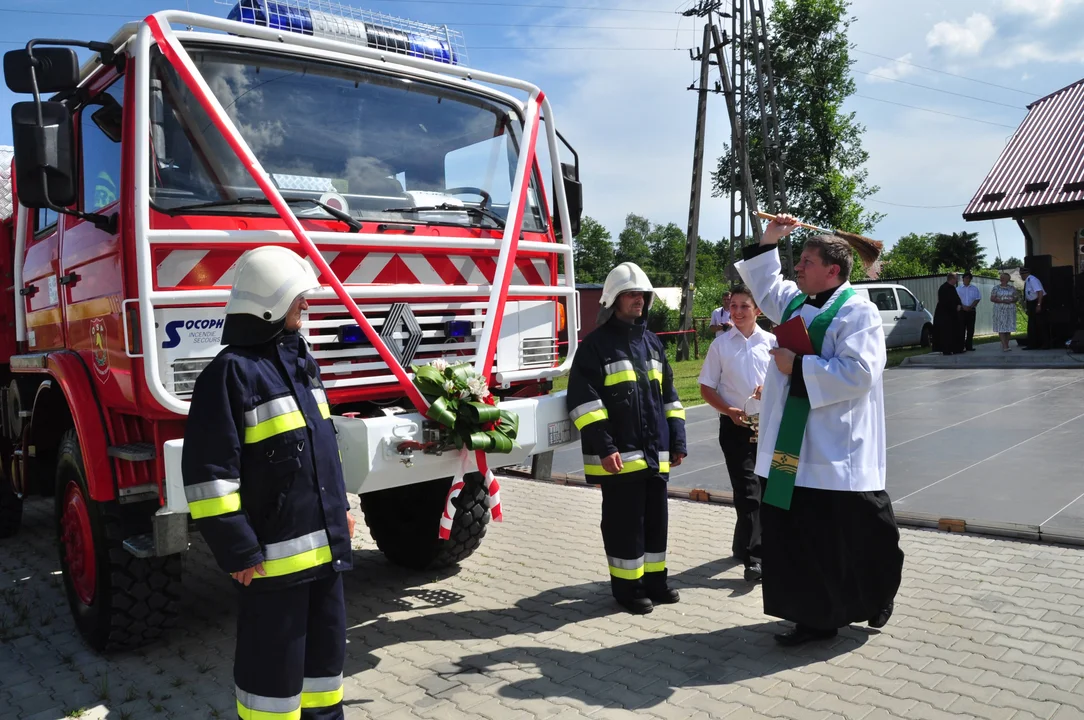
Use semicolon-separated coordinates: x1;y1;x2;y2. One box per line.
734;214;904;647
1020;267;1050;350
956;272;981;351
708;292;733;336
698;285;774;582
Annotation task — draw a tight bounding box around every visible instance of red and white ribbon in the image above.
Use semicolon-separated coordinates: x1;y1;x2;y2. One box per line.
438;448;471;539
482;464;502;522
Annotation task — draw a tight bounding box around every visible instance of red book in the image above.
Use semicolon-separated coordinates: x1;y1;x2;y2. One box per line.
773;315;815;355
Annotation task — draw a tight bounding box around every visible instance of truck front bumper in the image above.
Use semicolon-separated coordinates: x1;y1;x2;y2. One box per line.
160;390;577;512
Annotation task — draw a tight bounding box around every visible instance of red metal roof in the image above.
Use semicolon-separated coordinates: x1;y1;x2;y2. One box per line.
963;77;1084;221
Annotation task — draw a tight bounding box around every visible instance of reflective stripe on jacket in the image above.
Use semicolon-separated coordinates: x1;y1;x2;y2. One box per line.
567;316;687;482
181;332;352;589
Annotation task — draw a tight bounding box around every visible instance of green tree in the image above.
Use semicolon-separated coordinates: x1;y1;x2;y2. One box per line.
711;0;882;241
572;216;615;283
877;232;938;278
615;213;654;274
993;255;1023;269
646;222;687;286
933;231;985;271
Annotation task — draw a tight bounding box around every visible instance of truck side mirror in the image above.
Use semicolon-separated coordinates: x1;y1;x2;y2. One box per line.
3;47;80;94
11;100;77;209
555;161;582;240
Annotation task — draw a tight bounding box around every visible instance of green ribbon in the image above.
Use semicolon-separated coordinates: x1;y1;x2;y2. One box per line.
410;363;520;455
764;287;856;510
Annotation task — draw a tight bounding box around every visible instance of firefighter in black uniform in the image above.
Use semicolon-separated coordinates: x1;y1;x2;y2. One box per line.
182;246;353;720
567;262;688;614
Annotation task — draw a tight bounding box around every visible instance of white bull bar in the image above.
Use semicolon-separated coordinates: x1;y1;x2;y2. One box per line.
160;391;578;512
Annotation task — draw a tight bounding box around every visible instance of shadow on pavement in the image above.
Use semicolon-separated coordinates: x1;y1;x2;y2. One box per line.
447;624;869;709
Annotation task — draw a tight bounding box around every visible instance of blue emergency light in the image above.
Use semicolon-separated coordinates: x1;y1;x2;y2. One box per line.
226;0;460;65
444;320;473;338
336;324;369;345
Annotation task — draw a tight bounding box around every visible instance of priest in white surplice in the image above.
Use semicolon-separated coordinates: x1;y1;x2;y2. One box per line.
735;215;904;646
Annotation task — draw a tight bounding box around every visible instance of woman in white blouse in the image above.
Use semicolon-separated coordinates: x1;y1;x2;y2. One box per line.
698;285;775;581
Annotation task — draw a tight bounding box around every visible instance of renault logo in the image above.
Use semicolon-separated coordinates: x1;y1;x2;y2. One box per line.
380;303;423;367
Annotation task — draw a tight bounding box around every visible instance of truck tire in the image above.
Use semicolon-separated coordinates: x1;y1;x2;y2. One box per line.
0;468;21;538
359;472;489;571
55;429;182;652
921;324;933;348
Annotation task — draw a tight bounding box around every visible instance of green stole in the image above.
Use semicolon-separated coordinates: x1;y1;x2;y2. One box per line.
763;287;855;510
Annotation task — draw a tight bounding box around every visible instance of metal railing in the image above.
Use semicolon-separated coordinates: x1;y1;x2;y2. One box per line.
131;10;578;415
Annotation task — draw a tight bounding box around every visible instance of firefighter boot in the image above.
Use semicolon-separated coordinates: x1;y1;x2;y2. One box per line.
610;577;653;615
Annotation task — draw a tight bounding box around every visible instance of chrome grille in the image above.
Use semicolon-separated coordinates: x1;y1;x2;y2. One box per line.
303;301;488;390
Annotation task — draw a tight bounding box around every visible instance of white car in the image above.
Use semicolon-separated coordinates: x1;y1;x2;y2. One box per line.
853;283;934;349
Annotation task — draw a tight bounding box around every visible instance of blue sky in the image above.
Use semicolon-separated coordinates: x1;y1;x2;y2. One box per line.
4;0;1084;265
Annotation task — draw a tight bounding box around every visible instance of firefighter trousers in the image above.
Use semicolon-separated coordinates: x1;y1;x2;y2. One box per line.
718;418;762;567
235;571;346;720
600;473;669;599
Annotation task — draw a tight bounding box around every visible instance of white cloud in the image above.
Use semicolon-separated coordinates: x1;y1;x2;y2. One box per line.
1001;0;1084;24
866;53;916;83
926;13;996;56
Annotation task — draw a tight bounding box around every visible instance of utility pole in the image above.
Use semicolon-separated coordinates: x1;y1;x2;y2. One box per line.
676;0;789;360
676;19;715;362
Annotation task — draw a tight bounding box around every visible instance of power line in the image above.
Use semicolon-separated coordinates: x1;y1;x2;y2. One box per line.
853;67;1026;111
776;74;1021;129
768;26;1040;98
782;163;972;211
867;198;968;209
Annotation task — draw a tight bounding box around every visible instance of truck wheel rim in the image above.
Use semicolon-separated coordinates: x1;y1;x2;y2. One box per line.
60;481;96;606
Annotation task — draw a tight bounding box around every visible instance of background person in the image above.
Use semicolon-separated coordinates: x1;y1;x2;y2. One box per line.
567;262;687;615
1020;267;1050;350
709;291;734;336
698;284;774;582
957;271;981;351
934;273;963;355
990;273;1018;352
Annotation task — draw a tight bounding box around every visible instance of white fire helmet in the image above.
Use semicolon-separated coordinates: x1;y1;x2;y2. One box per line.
597;262;654;325
221;246;321;345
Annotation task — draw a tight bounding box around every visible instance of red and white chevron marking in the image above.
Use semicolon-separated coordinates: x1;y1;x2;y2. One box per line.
154;250;552;289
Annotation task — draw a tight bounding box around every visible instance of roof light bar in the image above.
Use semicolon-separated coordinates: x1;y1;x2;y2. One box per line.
223;0;467;65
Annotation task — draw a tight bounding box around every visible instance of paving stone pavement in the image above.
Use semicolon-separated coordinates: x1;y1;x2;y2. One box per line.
2;477;1084;719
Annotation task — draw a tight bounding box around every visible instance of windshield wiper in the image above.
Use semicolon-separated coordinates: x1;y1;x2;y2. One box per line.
164;196;362;233
383;203;506;229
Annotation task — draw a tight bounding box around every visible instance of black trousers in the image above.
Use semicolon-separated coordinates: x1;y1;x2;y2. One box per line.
719;418;762;566
235;571;346;720
961;310;976;351
1026;300;1050;349
600;474;668;598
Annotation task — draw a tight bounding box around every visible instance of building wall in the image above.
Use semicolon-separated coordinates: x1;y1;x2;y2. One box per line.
1025;209;1084;270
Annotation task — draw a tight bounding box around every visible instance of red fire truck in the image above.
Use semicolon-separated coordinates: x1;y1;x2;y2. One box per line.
0;1;582;651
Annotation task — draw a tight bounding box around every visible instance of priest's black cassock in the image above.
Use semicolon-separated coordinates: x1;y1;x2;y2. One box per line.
933;281;963;355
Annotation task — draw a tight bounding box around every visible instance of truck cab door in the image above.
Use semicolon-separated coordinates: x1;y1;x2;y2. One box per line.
22;207;65;351
61;80;126;390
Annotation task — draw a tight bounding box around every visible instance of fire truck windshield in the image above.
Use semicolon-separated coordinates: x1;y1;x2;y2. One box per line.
149;44;548;232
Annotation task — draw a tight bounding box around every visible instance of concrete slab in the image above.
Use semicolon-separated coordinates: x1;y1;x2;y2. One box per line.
545;368;1084;540
901;339;1084;369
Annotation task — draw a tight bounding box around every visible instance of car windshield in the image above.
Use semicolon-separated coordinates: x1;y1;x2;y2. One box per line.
149;45;547;232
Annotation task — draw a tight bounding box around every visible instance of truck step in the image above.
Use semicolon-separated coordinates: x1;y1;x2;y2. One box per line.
107;443;156;462
122;533;155;558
